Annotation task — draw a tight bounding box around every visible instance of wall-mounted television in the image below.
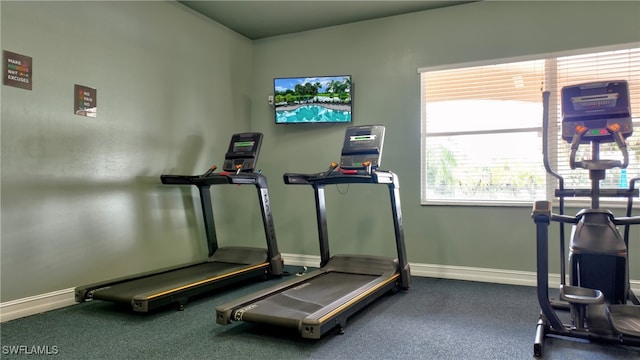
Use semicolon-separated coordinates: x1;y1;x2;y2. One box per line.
274;75;352;124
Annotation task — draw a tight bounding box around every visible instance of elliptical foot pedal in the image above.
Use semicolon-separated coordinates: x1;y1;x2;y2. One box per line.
559;285;604;304
607;305;640;337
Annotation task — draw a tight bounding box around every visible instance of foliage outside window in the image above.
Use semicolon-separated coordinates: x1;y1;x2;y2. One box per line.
420;45;640;206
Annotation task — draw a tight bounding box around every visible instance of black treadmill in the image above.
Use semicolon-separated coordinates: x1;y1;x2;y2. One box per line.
75;132;283;312
216;125;411;338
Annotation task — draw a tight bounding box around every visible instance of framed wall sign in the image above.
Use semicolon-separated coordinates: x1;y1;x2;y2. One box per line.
74;84;97;117
3;50;32;90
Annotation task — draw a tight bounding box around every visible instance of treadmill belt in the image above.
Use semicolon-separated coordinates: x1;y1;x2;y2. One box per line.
237;272;378;327
92;262;253;303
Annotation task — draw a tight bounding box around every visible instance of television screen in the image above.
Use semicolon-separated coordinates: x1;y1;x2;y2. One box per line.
274;75;352;124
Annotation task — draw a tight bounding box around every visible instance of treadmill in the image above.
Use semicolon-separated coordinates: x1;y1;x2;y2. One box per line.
216;125;411;339
75;132;283;312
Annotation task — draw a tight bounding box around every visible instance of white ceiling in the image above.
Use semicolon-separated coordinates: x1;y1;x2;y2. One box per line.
179;1;476;40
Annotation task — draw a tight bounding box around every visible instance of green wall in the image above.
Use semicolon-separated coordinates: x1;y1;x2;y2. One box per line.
249;1;640;274
0;1;256;302
1;1;639;303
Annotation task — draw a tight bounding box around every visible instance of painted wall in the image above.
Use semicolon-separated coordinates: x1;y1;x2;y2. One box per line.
0;1;256;302
249;1;640;276
1;1;639;303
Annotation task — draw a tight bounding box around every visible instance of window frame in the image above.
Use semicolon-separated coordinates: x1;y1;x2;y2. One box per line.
419;43;640;207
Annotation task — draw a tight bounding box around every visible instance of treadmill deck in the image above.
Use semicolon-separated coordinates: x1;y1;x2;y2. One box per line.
91;261;266;303
217;254;401;338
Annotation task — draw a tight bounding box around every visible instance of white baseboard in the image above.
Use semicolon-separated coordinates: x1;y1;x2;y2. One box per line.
282;253;321;268
0;288;75;323
1;255;638;323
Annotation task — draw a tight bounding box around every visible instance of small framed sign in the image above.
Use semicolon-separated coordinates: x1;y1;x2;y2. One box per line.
74;84;97;117
3;50;32;90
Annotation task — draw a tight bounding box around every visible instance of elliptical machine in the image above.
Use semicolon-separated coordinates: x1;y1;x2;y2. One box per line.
532;80;640;357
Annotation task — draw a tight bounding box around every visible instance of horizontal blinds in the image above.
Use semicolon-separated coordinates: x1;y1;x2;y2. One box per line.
421;59;546;203
423;59;545;103
421;45;640;204
555;48;640;116
554;48;640;190
423;59;545;135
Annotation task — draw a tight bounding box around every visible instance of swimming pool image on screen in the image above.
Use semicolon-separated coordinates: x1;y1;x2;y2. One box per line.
274;75;352;124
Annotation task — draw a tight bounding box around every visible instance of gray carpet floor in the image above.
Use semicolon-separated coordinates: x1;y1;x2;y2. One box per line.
1;271;639;359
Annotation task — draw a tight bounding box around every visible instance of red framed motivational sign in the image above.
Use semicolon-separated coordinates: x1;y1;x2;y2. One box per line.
3;50;32;90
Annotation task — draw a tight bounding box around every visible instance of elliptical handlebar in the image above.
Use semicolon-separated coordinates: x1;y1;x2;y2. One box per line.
542;91;565;184
607;124;630;169
567;123;629;171
568;125;588;170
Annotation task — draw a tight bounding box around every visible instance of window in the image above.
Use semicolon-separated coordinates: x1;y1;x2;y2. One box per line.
420;45;640;206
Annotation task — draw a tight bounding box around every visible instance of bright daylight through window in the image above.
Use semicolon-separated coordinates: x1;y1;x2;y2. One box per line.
420;45;640;206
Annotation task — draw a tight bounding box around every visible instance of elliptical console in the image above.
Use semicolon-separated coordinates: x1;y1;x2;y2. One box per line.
561;80;633;143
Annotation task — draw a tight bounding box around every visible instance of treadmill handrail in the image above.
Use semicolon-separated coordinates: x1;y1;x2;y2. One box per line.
160;170;281;271
283;170;397;186
161;172;268;188
283;169;409;288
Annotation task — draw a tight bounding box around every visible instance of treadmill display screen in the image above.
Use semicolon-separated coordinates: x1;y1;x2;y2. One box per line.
340;125;385;170
349;134;377;147
233;141;256;153
224;132;263;172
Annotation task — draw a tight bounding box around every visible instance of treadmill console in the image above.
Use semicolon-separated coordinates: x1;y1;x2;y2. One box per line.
340;125;385;170
561;80;633;143
223;132;263;172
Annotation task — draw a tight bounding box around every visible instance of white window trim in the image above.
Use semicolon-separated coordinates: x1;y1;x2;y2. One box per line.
419;42;640;207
